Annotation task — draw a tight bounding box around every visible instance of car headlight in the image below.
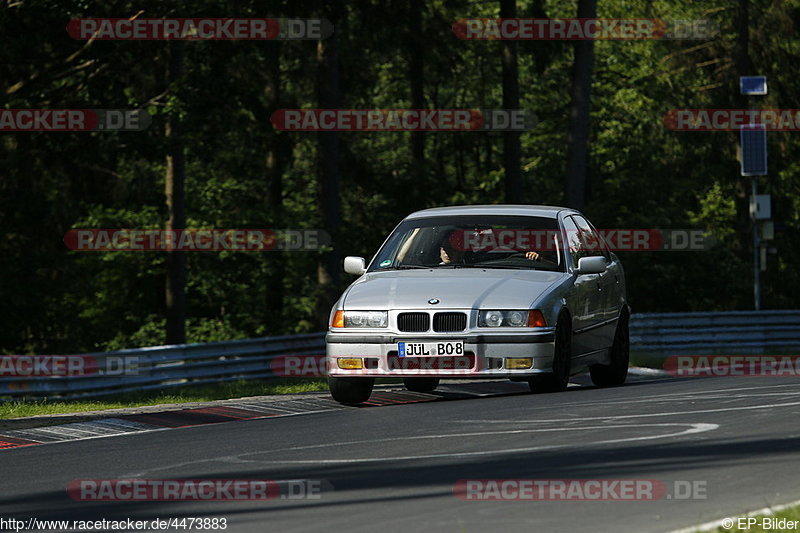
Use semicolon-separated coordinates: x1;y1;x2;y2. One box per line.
478;310;546;328
331;310;388;328
506;310;527;327
482;310;504;327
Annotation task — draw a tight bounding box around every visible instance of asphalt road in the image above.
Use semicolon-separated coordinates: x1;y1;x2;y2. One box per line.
3;376;800;533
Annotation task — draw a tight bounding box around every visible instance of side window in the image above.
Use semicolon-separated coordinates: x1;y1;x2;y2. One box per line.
561;216;583;270
572;215;610;260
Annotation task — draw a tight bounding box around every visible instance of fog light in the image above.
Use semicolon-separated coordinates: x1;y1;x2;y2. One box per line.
506;358;533;369
337;358;364;370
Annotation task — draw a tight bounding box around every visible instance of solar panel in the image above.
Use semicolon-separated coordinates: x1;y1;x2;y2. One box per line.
741;124;767;176
740;76;767;96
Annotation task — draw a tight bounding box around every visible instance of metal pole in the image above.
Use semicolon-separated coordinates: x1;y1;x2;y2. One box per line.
747;93;762;311
752;178;760;310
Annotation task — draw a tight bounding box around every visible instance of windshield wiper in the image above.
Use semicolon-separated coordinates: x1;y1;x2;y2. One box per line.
471;264;533;270
430;264;486;269
387;265;430;270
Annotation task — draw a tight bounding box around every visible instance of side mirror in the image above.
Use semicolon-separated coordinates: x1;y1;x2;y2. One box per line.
575;256;607;275
344;256;367;275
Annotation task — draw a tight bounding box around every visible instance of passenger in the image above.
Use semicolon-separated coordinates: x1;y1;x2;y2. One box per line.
439;229;541;264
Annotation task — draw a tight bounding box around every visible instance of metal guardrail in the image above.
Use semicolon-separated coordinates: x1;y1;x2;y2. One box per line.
2;311;799;400
630;310;800;355
0;333;326;401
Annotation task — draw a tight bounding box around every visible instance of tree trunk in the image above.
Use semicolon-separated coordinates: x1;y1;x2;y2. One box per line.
734;0;757;307
501;0;522;203
315;9;341;328
264;41;290;332
165;41;186;345
408;0;426;202
564;0;597;210
735;0;754;76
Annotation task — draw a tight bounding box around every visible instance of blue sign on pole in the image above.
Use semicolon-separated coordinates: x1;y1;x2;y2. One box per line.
741;124;767;176
740;76;768;95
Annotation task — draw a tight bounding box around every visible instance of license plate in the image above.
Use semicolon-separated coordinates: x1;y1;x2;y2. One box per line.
398;341;464;357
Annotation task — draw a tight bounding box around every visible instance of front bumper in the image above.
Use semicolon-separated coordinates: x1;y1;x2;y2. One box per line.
326;329;556;378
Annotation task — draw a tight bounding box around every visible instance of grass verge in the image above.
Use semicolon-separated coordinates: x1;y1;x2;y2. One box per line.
0;378;328;419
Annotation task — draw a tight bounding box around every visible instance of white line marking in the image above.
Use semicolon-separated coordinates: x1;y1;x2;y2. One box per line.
123;422;717;475
235;423;718;464
488;382;800;413
625;382;800;397
460;398;800;425
259;422;707;450
576;390;800;407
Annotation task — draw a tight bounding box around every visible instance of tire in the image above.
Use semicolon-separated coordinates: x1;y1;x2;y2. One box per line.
328;377;375;404
589;309;630;387
529;314;571;393
403;377;440;393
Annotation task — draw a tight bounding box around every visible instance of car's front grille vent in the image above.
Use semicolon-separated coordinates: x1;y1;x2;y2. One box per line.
433;312;467;332
398;312;430;332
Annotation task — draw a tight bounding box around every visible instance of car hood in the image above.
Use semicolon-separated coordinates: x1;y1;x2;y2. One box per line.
341;269;565;310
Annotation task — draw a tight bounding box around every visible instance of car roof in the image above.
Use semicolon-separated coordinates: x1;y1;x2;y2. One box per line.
405;204;578;220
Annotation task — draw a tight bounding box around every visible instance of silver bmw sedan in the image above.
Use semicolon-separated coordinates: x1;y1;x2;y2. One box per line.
326;205;630;404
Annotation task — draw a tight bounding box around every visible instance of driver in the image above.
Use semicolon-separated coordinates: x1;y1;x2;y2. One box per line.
440;239;466;264
523;251;541;260
439;229;468;264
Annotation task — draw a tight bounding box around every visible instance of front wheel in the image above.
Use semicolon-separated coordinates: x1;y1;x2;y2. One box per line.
529;314;571;393
403;377;440;393
589;310;629;387
328;377;375;404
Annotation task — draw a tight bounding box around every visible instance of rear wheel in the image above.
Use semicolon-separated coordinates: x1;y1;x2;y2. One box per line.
529;314;571;393
328;377;375;404
589;309;629;387
403;377;440;393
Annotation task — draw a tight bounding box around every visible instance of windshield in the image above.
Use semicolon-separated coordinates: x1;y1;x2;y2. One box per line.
369;214;564;272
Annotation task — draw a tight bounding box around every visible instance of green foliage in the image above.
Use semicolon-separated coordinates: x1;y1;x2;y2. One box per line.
1;0;799;355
